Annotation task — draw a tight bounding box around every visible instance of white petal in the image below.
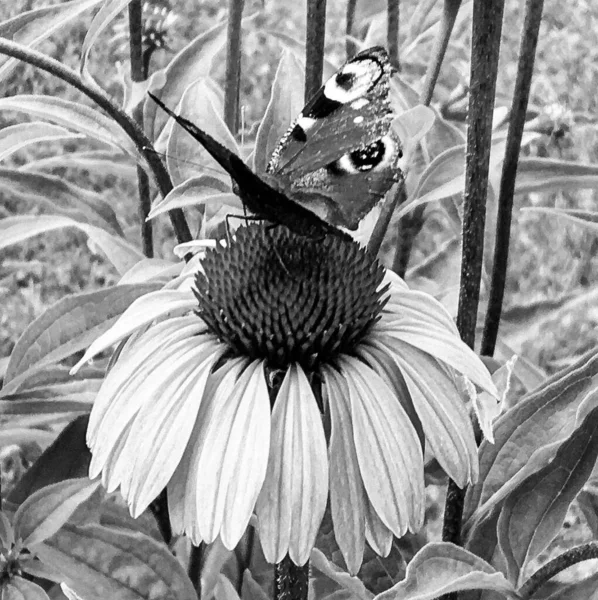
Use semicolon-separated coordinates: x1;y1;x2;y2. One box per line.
379;336;479;486
339;356;424;536
168;358;247;545
71;289;198;373
322;366;366;575
256;364;328;566
195;361;270;548
364;499;393;557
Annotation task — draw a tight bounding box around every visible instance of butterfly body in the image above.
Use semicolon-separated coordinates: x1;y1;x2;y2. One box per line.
149;46;404;238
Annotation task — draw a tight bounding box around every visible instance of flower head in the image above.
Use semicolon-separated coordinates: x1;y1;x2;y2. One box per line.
74;224;496;574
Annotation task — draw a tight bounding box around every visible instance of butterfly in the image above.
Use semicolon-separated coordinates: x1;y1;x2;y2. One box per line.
148;46;404;239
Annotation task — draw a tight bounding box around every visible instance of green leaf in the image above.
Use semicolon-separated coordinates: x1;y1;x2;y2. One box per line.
0;215;144;274
0;167;124;235
0;96;139;159
522;207;598;232
0;122;82;162
0;0;102;80
14;478;100;547
7;416;91;507
540;571;598;600
213;576;240;600
80;0;131;77
3;283;160;388
310;548;373;600
514;157;598;195
464;350;598;523
497;405;598;585
577;484;598;537
254;50;305;174
374;543;518;600
1;576;51;600
32;524;197;600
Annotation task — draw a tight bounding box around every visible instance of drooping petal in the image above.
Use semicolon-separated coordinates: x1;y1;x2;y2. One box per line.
364;499;393;557
71;289;198;373
339;356;424;536
322;365;366;575
377;336;479;486
168;357;248;545
195;360;271;548
256;364;328;566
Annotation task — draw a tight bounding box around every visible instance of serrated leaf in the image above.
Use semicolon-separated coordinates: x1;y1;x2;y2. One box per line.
0;0;102;81
0;215;144;275
254;50;305;174
32;523;197;600
80;0;131;77
374;543;517;600
514;157;598;195
498;406;598;585
464;350;598;523
1;576;51;600
13;478;100;547
0;122;83;162
522;207;598;232
0;96;139;159
20;150;136;180
0;168;123;235
7;416;91;507
4;283;160;386
311;548;373;600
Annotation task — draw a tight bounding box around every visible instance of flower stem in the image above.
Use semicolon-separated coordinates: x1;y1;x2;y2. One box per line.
188;543;205;596
305;0;327;102
0;37;192;245
518;543;598;599
387;0;400;70
442;1;505;598
480;0;544;357
129;0;154;258
224;0;245;135
369;184;406;259
275;556;309;600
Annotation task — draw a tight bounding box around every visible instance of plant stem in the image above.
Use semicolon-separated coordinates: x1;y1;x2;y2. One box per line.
0;37;192;245
275;555;309;600
480;0;544;357
387;0;400;70
519;543;598;599
129;0;154;258
369;184;406;259
188;543;205;597
442;1;505;598
224;0;245;134
305;0;327;102
345;0;358;58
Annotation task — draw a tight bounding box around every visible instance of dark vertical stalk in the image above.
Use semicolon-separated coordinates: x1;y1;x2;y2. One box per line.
224;0;245;134
346;0;359;58
387;0;400;70
129;0;154;258
305;0;327;101
392;0;462;277
441;2;505;598
369;185;406;258
275;556;309;600
188;543;205;597
480;0;544;357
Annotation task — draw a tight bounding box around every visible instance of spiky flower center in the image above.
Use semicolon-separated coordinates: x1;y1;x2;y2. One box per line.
194;224;388;370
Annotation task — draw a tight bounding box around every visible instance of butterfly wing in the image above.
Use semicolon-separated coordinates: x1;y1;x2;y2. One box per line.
148;93;338;239
268;46;404;230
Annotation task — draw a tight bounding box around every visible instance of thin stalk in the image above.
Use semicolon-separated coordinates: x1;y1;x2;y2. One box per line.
305;0;327;101
480;0;544;357
346;0;359;58
369;184;406;258
188;543;205;597
0;37;192;245
224;0;245;134
129;0;154;258
519;543;598;599
392;0;461;277
387;0;400;70
274;556;309;600
442;2;505;598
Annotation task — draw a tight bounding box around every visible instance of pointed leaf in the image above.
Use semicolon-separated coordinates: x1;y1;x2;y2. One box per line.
0;122;82;162
374;543;518;600
32;524;197;600
4;283;160;387
497;405;598;585
310;548;373;600
522;207;598;232
514;157;598;195
14;478;100;546
0;96;139;159
254;50;305;174
0;0;102;80
1;576;51;600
